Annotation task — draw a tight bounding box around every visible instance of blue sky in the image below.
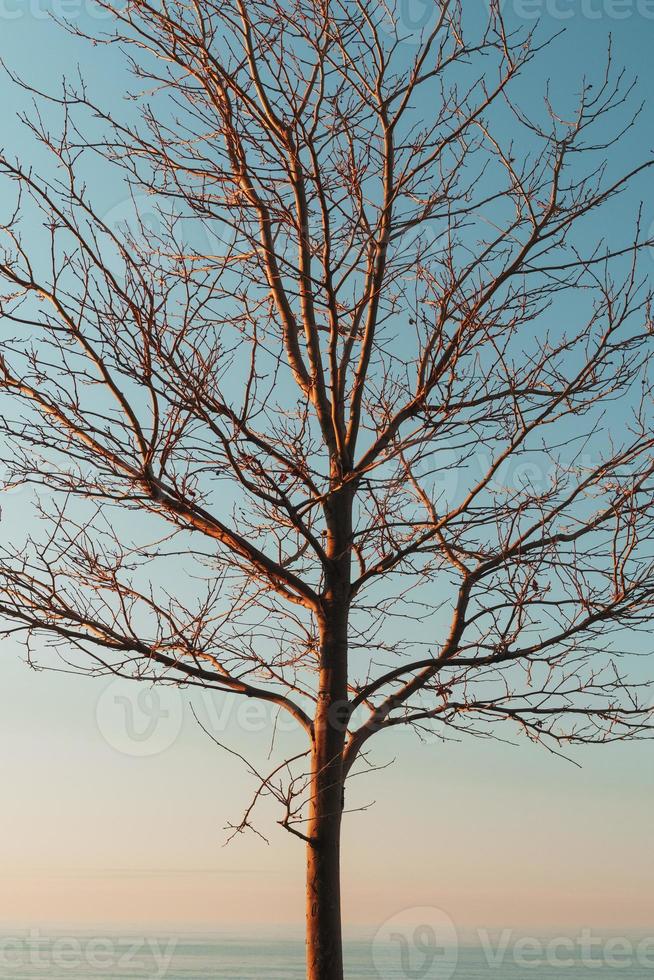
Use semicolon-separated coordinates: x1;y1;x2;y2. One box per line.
0;0;652;938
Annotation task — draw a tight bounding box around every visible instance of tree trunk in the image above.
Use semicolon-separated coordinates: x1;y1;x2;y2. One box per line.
305;751;344;980
306;605;348;980
305;482;351;979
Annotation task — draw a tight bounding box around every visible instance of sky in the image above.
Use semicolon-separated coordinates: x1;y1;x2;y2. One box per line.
0;0;653;943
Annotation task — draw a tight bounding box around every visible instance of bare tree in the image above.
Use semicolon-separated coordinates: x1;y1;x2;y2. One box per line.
1;2;653;977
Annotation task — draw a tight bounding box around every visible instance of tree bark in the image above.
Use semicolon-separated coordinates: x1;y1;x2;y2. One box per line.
306;601;348;979
305;479;351;979
305;731;345;980
306;538;350;978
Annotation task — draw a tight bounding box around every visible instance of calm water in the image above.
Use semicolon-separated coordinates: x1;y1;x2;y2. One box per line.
1;934;652;978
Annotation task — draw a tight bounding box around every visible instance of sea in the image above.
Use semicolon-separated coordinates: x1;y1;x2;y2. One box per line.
0;933;652;978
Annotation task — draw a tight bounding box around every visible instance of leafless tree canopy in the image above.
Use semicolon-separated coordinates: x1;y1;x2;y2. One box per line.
0;1;653;975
